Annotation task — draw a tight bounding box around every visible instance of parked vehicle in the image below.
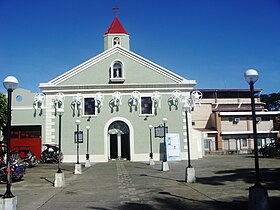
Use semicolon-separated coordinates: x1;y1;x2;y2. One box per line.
40;144;63;163
13;150;37;167
10;155;26;181
0;156;6;183
0;153;26;183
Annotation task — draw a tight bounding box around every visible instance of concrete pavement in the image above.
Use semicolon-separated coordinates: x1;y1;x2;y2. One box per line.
1;155;280;210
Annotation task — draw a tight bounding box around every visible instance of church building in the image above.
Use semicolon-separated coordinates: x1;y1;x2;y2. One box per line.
9;16;204;163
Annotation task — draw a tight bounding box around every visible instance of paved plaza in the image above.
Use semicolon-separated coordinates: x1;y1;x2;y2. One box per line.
1;155;280;210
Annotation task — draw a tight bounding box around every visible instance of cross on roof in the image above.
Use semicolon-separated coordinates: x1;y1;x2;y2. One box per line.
113;5;119;17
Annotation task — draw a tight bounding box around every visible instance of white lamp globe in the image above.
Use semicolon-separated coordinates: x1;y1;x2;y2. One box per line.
56;108;64;116
3;76;19;90
244;69;259;84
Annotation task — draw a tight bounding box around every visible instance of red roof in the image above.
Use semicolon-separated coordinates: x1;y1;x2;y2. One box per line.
104;17;128;35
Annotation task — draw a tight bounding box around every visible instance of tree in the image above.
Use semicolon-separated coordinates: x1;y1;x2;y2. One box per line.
0;92;8;139
260;92;280;111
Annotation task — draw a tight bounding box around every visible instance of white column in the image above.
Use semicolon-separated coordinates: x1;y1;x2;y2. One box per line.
117;133;121;160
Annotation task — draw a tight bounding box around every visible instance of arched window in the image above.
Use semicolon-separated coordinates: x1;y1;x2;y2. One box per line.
110;60;125;82
113;37;120;46
108;121;129;135
113;61;122;78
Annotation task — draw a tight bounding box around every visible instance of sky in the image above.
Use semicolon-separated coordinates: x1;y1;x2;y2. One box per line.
0;0;280;94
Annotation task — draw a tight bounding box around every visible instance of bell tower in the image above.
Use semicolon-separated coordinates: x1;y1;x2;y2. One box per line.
104;7;130;51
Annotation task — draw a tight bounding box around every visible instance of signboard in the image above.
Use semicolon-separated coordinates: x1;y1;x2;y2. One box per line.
154;125;168;138
166;133;181;161
74;131;83;143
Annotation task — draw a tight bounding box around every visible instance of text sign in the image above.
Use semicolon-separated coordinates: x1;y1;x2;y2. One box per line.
166;133;181;161
154;125;168;138
74;131;83;143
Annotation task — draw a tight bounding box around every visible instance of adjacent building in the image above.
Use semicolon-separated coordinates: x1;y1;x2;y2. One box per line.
192;89;280;154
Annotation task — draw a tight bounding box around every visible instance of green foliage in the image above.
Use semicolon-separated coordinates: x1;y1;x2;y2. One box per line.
0;92;8;131
269;147;280;158
260;92;280;111
268;140;280;158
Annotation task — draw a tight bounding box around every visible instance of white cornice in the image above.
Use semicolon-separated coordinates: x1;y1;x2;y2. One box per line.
221;130;279;135
104;33;129;37
40;83;195;94
219;111;280;116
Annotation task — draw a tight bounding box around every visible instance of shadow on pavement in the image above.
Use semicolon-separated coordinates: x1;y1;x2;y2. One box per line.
118;202;156;210
154;196;247;210
40;176;54;185
196;168;280;190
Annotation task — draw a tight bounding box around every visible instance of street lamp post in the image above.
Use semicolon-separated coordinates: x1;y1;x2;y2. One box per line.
149;125;155;165
183;101;196;183
161;118;169;171
74;120;82;174
245;69;269;210
76;120;80;164
54;105;64;187
85;126;91;168
57;108;64;173
2;76;18;208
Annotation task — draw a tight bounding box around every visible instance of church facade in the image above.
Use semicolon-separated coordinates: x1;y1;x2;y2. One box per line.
9;17;204;163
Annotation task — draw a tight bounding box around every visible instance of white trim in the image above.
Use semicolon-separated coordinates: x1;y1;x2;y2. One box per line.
131;153;150;161
221;130;279;135
201;130;218;134
139;95;155;116
82;97;97;117
62;154;108;163
110;59;125;81
41;85;194;94
90;154;109;162
104;33;130;38
45;96;56;144
220;111;280;116
12;107;34;110
110;78;126;82
112;36;120;46
214;102;264;105
104;117;135;161
11;123;43;126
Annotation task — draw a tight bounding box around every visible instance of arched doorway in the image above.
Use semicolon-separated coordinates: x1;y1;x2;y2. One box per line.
108;121;130;160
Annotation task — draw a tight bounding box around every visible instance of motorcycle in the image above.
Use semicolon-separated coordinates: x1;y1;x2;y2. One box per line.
0;154;26;183
10;156;26;181
40;144;63;163
15;150;37;167
0;157;6;183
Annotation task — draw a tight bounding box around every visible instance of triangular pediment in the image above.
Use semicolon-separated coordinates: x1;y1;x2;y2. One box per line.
40;46;196;90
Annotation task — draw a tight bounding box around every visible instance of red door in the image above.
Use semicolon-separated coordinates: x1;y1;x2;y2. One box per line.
10;126;42;159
